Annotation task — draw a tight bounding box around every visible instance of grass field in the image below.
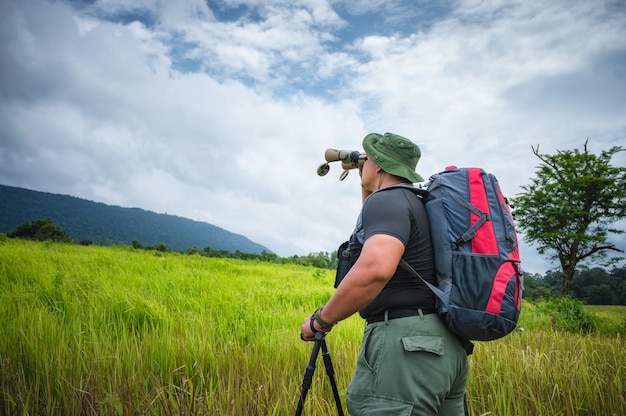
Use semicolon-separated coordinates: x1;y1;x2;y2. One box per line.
1;238;624;415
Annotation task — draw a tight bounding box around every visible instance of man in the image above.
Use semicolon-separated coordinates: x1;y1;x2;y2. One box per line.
300;132;468;415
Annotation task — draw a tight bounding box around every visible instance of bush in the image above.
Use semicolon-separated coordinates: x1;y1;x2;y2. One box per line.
7;219;73;243
541;297;598;333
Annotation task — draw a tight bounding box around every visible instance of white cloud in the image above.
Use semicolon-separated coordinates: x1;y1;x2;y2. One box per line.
1;0;624;274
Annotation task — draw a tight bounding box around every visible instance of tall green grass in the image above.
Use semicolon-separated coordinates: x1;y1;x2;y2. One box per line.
1;238;624;415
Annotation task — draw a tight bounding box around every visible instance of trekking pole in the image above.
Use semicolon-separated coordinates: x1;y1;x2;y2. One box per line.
320;334;343;414
295;331;344;416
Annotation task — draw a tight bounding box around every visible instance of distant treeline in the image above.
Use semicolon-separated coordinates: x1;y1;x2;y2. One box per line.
4;218;339;269
5;219;624;305
132;239;339;269
523;268;626;305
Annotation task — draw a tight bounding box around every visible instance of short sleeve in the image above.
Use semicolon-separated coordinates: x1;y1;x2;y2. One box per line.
361;189;412;246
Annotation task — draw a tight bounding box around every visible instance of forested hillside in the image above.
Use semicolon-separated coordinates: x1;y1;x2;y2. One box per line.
0;184;270;254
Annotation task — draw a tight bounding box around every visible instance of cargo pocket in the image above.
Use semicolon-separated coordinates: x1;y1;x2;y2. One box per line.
362;325;382;371
401;335;444;356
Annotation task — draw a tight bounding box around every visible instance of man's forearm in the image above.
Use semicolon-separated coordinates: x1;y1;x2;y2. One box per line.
320;263;388;324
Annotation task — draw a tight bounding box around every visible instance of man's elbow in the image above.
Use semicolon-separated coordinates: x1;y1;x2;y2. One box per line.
352;261;396;286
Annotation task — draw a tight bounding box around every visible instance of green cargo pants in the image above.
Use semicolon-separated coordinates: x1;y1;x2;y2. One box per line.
346;311;468;416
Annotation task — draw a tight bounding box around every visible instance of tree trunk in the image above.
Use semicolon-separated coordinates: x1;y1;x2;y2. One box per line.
561;264;576;296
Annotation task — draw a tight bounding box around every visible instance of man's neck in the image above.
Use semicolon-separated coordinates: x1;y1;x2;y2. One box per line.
378;172;411;189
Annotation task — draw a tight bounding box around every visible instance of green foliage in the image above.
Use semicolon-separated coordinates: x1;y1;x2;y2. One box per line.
197;247;337;270
522;266;626;305
573;266;626;305
585;305;626;335
7;218;73;243
520;272;558;301
512;141;626;296
540;297;598;333
147;242;169;252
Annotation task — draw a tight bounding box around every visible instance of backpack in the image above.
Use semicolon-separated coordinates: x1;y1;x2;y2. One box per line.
392;166;524;342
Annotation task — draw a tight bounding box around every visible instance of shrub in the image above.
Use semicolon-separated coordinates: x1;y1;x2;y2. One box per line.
541;297;598;333
8;219;73;243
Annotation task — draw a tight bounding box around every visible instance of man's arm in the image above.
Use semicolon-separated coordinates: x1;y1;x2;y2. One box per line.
301;233;404;339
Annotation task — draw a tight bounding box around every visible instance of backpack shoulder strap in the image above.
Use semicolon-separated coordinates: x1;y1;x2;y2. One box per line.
378;183;429;198
398;259;446;302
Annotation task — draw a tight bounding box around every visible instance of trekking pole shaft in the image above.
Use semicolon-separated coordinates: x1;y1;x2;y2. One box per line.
294;335;323;416
321;339;345;416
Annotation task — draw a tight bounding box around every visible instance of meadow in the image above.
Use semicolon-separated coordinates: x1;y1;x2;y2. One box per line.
1;238;624;415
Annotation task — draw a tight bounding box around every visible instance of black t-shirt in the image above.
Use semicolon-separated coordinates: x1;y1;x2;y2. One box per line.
351;186;437;319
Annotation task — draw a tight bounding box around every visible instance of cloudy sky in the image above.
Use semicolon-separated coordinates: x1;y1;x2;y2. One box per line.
1;0;625;273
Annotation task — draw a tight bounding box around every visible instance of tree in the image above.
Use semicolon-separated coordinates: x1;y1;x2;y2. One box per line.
7;219;73;243
512;140;626;296
583;283;615;305
521;272;554;301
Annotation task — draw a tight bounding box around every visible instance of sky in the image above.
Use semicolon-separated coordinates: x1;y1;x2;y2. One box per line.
1;0;625;274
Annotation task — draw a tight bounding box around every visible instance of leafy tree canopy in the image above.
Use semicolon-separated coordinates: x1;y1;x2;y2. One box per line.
512;140;626;295
8;219;73;243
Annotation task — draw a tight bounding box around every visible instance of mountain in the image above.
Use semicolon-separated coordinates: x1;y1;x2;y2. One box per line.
0;184;271;254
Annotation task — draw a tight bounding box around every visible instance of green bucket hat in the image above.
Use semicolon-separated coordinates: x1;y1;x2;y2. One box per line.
362;132;424;183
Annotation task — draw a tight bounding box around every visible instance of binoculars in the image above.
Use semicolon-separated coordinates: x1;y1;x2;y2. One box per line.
317;149;366;181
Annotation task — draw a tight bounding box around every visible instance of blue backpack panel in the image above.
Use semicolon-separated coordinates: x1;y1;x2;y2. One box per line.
395;167;524;341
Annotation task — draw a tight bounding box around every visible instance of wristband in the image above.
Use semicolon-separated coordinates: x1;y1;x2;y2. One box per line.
313;306;335;332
